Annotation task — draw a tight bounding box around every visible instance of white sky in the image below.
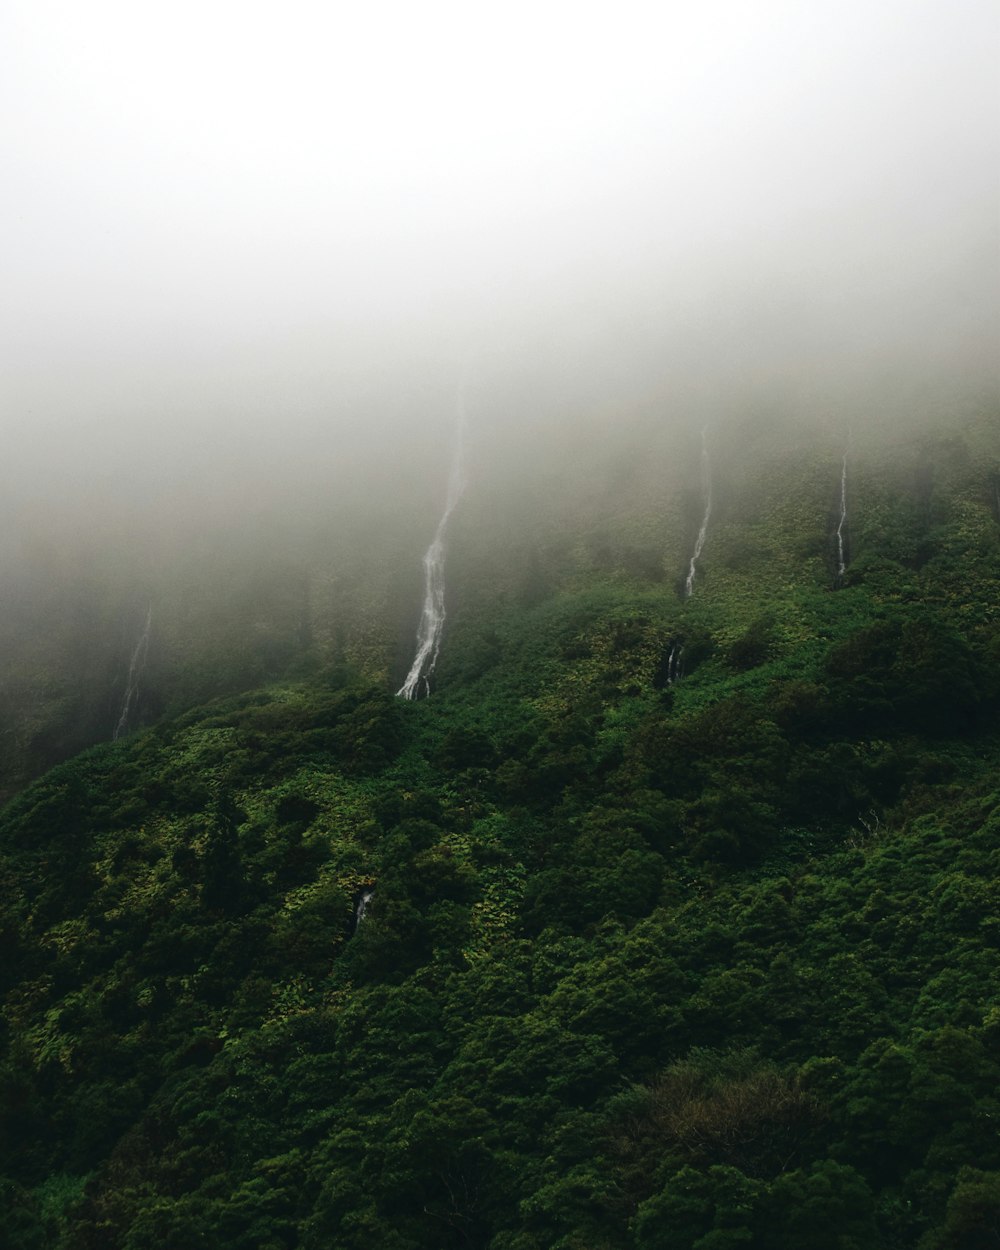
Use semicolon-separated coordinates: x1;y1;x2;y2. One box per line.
1;0;998;460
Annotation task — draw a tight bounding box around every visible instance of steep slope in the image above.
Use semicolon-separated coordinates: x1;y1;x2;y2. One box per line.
1;410;999;1249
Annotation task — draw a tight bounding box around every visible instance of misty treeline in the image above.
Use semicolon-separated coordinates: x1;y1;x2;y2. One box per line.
0;393;999;1248
2;390;995;800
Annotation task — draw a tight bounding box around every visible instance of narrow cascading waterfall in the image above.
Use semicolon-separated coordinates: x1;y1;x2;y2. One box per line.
113;604;152;741
684;426;712;598
396;383;467;700
666;641;683;684
836;450;849;579
354;888;374;929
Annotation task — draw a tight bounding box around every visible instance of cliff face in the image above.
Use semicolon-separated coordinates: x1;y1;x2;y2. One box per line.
0;406;999;1249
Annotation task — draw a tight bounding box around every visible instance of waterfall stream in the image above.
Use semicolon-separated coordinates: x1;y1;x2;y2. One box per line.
684;426;712;598
354;888;374;929
113;605;152;741
836;450;849;579
397;384;467;700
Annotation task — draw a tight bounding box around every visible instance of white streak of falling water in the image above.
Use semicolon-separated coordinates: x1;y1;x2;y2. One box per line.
113;604;152;741
836;451;849;579
684;427;712;599
354;889;374;928
396;384;467;700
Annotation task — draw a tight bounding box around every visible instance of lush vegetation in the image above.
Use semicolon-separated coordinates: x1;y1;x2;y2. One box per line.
1;412;999;1248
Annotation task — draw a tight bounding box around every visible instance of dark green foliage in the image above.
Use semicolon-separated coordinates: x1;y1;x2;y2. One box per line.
926;1169;1000;1250
1;417;999;1248
826;612;983;732
727;617;776;672
201;793;247;914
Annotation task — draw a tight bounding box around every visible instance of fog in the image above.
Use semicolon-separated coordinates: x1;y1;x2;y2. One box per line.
2;0;998;534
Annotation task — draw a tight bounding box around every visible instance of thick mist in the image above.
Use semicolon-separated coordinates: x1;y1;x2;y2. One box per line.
0;0;995;608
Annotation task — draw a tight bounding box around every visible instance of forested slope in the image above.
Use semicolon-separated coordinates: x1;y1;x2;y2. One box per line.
1;410;999;1249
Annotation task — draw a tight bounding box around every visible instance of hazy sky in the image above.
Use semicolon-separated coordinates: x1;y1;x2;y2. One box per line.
2;0;998;492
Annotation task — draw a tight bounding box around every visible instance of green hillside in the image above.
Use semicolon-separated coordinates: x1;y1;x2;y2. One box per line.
1;409;999;1249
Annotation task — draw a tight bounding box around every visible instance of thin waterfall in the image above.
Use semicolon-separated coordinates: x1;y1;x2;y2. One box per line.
397;384;467;700
114;604;152;741
836;450;849;579
666;641;683;684
354;888;374;929
684;426;712;599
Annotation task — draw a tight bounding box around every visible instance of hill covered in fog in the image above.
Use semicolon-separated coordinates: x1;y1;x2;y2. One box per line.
1;403;999;1248
4;0;998;1243
3;397;995;794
